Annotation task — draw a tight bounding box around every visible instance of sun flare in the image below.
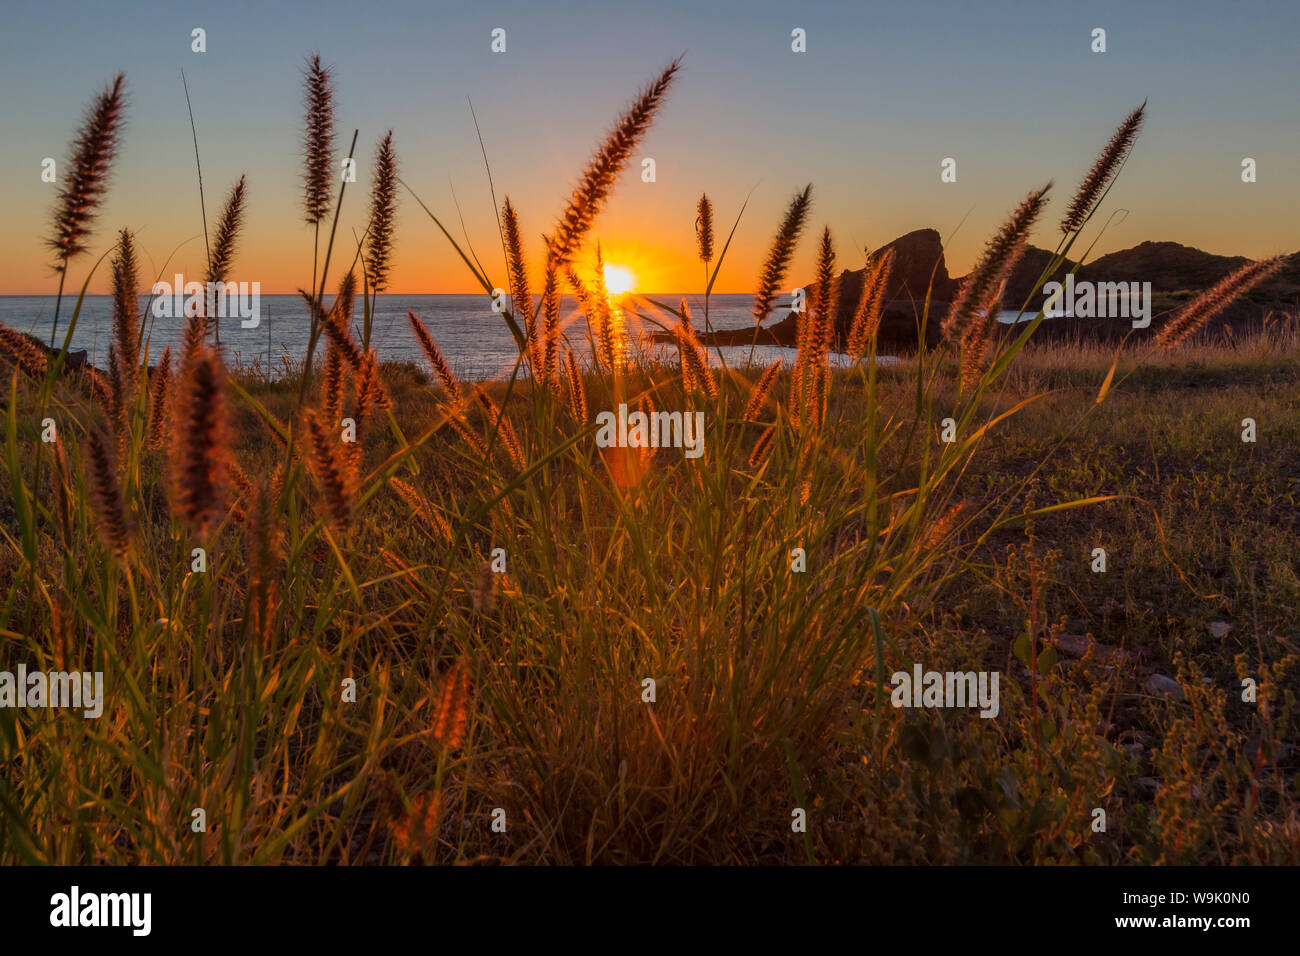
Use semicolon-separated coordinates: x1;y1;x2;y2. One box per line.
602;263;636;297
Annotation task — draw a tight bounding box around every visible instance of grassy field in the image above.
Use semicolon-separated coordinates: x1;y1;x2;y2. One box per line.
2;330;1296;865
2;60;1295;867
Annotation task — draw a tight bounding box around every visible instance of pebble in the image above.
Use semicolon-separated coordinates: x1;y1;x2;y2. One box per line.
1145;674;1186;702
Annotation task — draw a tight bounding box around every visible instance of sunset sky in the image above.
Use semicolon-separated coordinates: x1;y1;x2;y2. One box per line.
0;0;1296;295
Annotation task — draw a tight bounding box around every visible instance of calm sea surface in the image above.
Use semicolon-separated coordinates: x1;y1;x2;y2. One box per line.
0;293;884;378
0;293;1029;378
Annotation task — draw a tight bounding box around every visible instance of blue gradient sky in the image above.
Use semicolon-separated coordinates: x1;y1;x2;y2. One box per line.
0;0;1296;293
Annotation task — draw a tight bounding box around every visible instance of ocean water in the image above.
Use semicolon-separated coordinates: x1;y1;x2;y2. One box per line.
0;292;893;378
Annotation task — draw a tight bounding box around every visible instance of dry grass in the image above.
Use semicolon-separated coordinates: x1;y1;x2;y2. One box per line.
1;65;1295;868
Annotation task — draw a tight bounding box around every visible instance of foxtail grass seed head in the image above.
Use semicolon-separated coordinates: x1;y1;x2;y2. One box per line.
923;501;968;550
960;276;1010;388
590;248;623;373
110;229;140;394
676;306;717;400
696;193;714;263
1061;102;1145;234
749;425;776;469
181;294;210;358
791;298;819;422
301;54;336;226
323;272;361;369
148;347;171;448
206;175;247;288
170;346;232;539
304;408;356;531
752;185;813;327
474;560;498;614
1155;255;1287;348
389;789;443;856
540;267;561;393
84;427;133;555
502;196;536;350
943;183;1050;341
565;265;596;317
565;348;588;424
847;248;895;357
432;657;473;749
744;359;783;422
546;57;680;269
812;226;838;354
0;322;50;381
390;477;452;543
321;344;344;425
85;367;113;409
225;459;254;525
365;130;398;294
48;73;126;267
106;346;127;459
447;410;490;461
355;351;391;427
477;392;526;473
679;296;694;332
407;310;460;399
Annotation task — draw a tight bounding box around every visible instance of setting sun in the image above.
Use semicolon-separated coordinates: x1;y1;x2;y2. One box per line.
603;263;636;297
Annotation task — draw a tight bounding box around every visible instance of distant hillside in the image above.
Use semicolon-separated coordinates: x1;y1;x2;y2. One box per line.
687;232;1299;352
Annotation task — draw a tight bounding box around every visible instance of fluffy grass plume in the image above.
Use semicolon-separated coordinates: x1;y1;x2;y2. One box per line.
322;272;361;369
204;171;248;350
301;54;336;226
110;229;140;396
389;477;452;543
206;175;247;288
960;275;1011;388
696;193;714;263
502;197;537;366
748;425;776;469
1060;102;1145;234
846;248;895;357
811;226;838;355
564;348;588;423
751;185;813;327
1154;255;1288;348
365;130;398;293
744;359;783;422
676;299;716;400
321;344;344;425
407;310;460;399
47;73;126;267
303;408;356;531
943;184;1051;340
539;267;561;392
0;323;50;381
432;657;473;751
545;57;680;269
477;392;526;473
589;246;623;373
83;427;133;555
169;346;232;539
148;346;171;449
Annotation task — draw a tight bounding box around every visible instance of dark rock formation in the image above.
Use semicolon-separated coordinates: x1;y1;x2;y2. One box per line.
682;231;1299;353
